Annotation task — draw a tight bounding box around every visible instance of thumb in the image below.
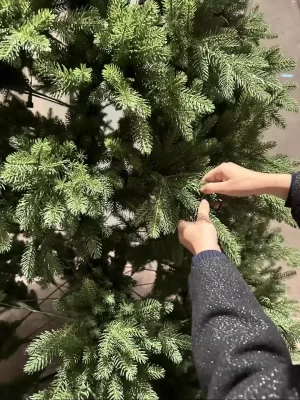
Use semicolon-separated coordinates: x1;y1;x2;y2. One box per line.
197;199;210;221
200;181;229;195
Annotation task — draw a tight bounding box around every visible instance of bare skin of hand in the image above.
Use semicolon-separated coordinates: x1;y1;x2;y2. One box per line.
178;200;220;255
200;162;292;201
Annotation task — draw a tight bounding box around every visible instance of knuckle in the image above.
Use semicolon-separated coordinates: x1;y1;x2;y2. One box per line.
197;214;210;223
221;162;229;170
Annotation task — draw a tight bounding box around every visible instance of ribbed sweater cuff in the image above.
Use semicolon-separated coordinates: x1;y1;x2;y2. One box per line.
192;250;227;264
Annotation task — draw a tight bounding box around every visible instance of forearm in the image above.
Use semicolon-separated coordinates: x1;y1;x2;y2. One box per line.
189;251;297;399
257;172;300;226
260;173;291;200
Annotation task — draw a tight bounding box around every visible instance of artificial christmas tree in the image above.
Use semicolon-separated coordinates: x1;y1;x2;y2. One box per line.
0;0;300;398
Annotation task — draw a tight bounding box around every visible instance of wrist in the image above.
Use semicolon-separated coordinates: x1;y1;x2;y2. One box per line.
262;173;292;200
193;244;221;255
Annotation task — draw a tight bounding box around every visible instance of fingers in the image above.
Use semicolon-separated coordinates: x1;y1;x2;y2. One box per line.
197;199;210;221
177;201;220;255
202;165;224;183
200;181;229;195
178;199;211;230
211;201;222;210
178;220;189;230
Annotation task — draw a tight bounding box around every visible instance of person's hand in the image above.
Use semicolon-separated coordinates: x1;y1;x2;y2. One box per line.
178;200;220;255
200;162;291;200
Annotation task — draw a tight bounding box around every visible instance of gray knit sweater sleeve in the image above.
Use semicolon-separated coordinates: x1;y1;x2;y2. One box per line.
189;250;299;399
286;172;300;226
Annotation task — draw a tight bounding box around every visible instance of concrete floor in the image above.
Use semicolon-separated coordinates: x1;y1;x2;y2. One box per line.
259;0;300;300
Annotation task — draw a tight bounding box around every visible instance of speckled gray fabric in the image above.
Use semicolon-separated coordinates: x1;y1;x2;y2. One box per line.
286;173;300;227
189;169;300;400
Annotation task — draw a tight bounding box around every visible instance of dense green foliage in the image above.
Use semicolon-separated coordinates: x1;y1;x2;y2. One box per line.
0;0;300;398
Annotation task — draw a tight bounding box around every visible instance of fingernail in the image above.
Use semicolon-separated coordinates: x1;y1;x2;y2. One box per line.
212;201;221;209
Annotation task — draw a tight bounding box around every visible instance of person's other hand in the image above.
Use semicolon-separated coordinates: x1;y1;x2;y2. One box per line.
200;162;291;200
178;200;220;255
